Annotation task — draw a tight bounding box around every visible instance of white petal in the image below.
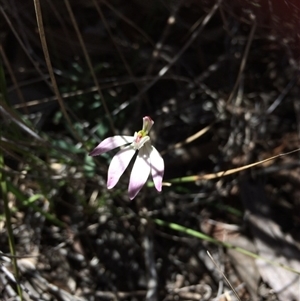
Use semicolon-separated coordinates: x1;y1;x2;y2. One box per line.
149;146;164;192
107;146;136;189
89;136;134;156
128;145;151;199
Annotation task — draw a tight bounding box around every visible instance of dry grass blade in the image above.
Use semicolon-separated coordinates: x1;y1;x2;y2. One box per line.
197;148;300;181
226;14;257;104
32;0;83;143
162;124;213;155
92;0;140;88
0;45;27;113
102;0;154;46
146;1;182;75
63;0;115;134
0;102;43;141
112;0;222;115
0;6;51;89
168;149;300;184
207;251;241;301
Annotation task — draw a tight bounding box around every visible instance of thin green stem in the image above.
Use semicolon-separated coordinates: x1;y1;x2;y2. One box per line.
154;219;300;275
0;58;23;299
0;153;23;299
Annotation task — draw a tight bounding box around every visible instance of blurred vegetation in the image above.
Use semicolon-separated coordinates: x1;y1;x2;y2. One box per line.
0;0;299;300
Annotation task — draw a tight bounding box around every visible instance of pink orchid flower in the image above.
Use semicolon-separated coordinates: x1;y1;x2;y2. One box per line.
89;116;164;199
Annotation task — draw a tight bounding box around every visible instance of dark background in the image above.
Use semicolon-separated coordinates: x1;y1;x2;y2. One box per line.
0;0;300;300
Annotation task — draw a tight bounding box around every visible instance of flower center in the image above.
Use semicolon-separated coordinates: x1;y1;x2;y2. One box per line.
131;130;150;150
130;116;154;150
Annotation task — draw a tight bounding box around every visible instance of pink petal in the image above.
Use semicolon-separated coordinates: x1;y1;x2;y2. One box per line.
89;136;134;156
107;146;136;189
128;145;151;199
149;146;164;192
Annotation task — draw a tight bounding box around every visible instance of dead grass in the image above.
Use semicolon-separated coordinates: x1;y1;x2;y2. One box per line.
0;0;300;300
